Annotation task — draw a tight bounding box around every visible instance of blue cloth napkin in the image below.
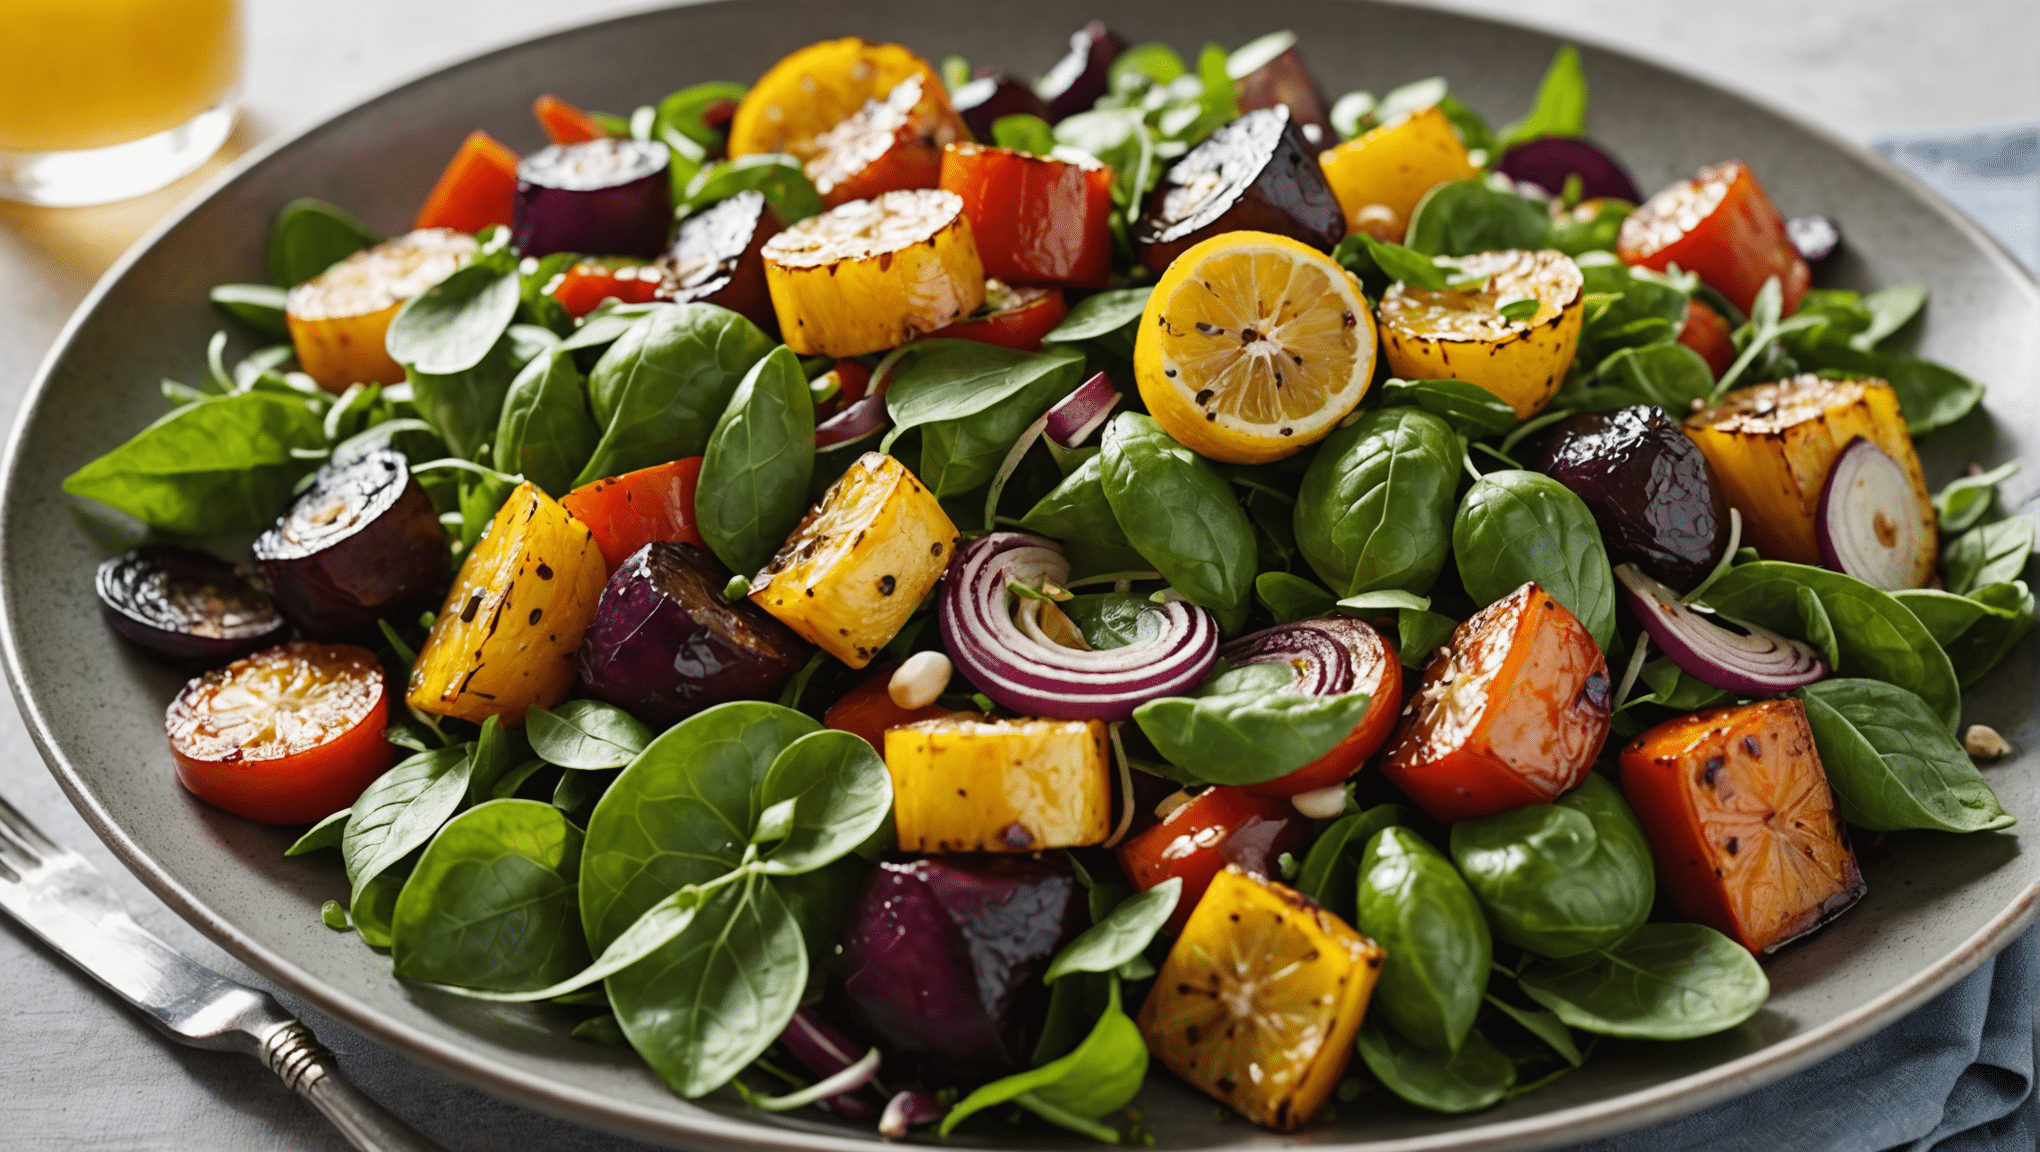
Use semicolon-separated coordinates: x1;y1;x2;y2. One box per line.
1564;123;2040;1152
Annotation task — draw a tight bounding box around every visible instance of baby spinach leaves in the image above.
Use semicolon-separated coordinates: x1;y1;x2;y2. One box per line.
679;155;822;224
526;700;652;769
1797;679;2013;833
1044;878;1180;983
1944;515;2034;597
268;198;377;288
1294;407;1460;598
1042;288;1151;352
1255;571;1337;624
882;341;1086;495
1295;803;1412;916
940;977;1147;1143
62;390;324;534
1135;661;1373;785
579;304;775;485
1450;775;1654;958
342;742;476;947
699;346;816;576
1100;413;1255;619
386;263;522;376
209;283;291;338
1934;461;2018;534
1357;1021;1514;1114
1404;179;1552;258
1517;923;1768;1040
494;347;597;496
1496;44;1587;150
1379;378;1518;438
1357;826;1491;1056
1453;471;1617;651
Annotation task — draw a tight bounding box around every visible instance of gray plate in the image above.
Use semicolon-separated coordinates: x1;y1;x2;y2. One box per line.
4;2;2037;1149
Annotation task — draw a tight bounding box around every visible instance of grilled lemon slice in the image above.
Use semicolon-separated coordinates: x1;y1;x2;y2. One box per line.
1377;247;1585;419
1134;231;1377;465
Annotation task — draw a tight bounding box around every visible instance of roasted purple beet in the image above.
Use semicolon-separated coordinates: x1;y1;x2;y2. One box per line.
1134;106;1346;272
1494;137;1642;204
253;450;446;638
1233;45;1337;155
1533;405;1730;592
96;546;287;664
1035;20;1128;123
833;855;1084;1078
1788;215;1843;264
954;70;1053;140
656;190;782;336
577;541;808;727
513;137;674;259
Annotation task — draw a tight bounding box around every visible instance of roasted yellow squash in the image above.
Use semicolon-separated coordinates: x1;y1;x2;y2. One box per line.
1378;248;1585;418
884;716;1112;852
285;229;474;391
1317;106;1481;242
761;189;985;356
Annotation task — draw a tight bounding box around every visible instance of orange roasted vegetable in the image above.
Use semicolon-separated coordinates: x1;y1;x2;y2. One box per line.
805;72;968;208
939;142;1114;287
1377;248;1586;419
1138;866;1384;1131
1684;375;1934;582
532;93;605;146
762;188;985;356
823;668;965;751
885;716;1111;852
927;282;1067;352
412;130;520;235
407;483;606;726
1618;159;1809;316
1620;699;1866;954
728;38;950;164
749;452;959;668
284;229;474;390
1317;106;1480;242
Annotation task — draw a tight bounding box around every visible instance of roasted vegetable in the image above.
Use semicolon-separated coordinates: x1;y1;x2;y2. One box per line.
1137;866;1384;1131
513;137;674;259
550;258;662;318
165;642;392;824
407;482;606;725
1133;107;1346;274
532;93;605;145
1618;159;1809;316
1381;582;1611;823
952;70;1051;139
1620;699;1866;954
806;72;968;208
885;716;1111;852
284;228;475;389
748;452;959;668
413;130;519;234
1684;374;1934;582
578;542;809;728
834;855;1084;1076
928;281;1066;352
762;189;985;357
1534;405;1731;592
96;546;285;665
253;449;447;638
1378;248;1585;418
939;144;1113;287
824;668;965;751
1678;297;1736;378
656;190;781;335
1035;20;1127;122
729;38;948;163
1233;44;1336;154
1118;786;1311;933
560;456;706;571
1318;107;1481;241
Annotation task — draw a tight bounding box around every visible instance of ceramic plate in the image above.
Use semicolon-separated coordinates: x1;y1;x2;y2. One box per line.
5;2;2037;1149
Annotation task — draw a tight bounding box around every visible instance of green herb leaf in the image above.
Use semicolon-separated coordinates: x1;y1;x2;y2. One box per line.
340;744;476;947
1396;607;1459;668
681;154;822;223
1019;454;1136;551
1945;515;2034;596
1497;45;1588;149
1933;461;2018;534
1059;592;1158;650
1255;571;1337;624
1404;180;1552;258
1518;922;1768;1039
941;977;1145;1140
698;346;817;576
1359;234;1451;289
1045;879;1180;983
1797;679;2013;833
62;390;324;534
527;699;653;770
494;347;597;497
1849;282;1927;350
386;264;522;376
1136;661;1373;785
992;113;1058;155
1484;995;1583;1066
1295;408;1460;597
882;341;1086;495
285;808;350;857
267;198;378;288
1357;826;1491;1055
1379;378;1519;437
1295;803;1412;917
753;729;893;876
1042;287;1152;345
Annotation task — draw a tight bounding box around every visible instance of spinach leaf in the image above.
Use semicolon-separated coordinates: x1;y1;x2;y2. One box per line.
1379;378;1518;437
609;873;807;1097
1933;461;2017;534
1797;679;2013;833
1484;994;1583;1066
386;264;522;376
680;154;822;223
1849;282;1927;350
527;700;653;769
340;744;475;947
1454;471;1618;651
1100;413;1255;616
268;198;378;287
1018;454;1135;550
560;300;672;353
1397;608;1460;668
1548;199;1633;256
1631;657;1730;712
494;347;597;496
1356;826;1491;1055
1356;1021;1514;1114
1135;662;1373;784
1450;775;1654;958
210;283;291;338
579;304;775;484
517;251;577;335
1518;922;1768;1039
285;808;350;857
1405;180;1552;258
992;113;1057;155
1701;561;1961;729
407;330;529;462
465;714;531;806
882;341;1086;495
753;729;893;876
655;81;747;155
1794;346;1983;435
1042;288;1151;346
1943;580;2035;687
941;978;1145;1142
1497;45;1587;150
1054;109;1159;222
1593;342;1715;412
1357;234;1452;290
63;391;324;534
1256;571;1337;624
1338;589;1433;614
1295;407;1460;597
1045;879;1180;983
1295;803;1412;915
1944;515;2033;596
1894;587;2007;647
390;799;591;991
1059;593;1157;650
698;346;816;576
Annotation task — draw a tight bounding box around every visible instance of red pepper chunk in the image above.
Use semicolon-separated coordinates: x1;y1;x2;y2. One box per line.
551;260;664;318
1118;786;1312;933
1618;159;1810;316
1379;582;1611;823
1677;297;1737;379
413;130;519;234
929;282;1068;351
533;94;607;146
560;457;705;571
940;143;1114;288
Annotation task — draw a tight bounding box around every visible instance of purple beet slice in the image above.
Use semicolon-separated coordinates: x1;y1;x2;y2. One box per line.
96;546;287;665
253;449;447;639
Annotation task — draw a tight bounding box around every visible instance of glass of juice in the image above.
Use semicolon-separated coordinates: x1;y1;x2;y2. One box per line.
0;0;241;206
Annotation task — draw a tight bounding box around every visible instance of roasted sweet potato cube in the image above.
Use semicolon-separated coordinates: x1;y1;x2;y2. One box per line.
884;716;1110;852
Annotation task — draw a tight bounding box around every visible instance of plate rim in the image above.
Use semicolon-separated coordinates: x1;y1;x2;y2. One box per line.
4;2;2037;1149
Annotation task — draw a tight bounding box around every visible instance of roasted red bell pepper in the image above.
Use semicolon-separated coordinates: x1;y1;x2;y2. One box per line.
533;93;607;146
939;142;1114;287
1618;159;1809;316
1118;786;1312;933
928;283;1068;351
551;258;664;317
414;130;520;234
559;456;705;571
1677;297;1737;378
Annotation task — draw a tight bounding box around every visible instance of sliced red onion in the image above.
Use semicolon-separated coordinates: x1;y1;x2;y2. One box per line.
939;533;1218;720
880;1091;946;1139
1219;617;1388;697
816;395;888;449
1617;563;1825;695
1817;436;1927;592
1045;371;1122;450
776;1007;880;1119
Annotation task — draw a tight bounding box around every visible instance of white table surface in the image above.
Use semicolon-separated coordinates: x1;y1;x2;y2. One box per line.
1;2;2035;1149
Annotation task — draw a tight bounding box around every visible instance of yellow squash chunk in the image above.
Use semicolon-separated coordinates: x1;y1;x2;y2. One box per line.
1137;866;1384;1131
285;229;475;391
728;38;950;164
884;716;1111;852
408;482;606;726
1318;106;1481;241
1378;248;1585;418
749;452;959;668
1685;375;1934;578
762;188;985;356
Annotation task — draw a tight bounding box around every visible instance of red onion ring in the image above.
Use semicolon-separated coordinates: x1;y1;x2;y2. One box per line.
1817;436;1927;591
939;533;1217;720
1045;371;1121;449
816;395;888;448
1617;563;1825;695
1219;617;1386;697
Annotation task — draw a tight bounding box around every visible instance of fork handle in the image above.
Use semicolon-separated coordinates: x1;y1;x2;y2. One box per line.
263;1022;447;1152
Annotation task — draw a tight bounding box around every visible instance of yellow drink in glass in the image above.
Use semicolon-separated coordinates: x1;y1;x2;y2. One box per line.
0;0;240;205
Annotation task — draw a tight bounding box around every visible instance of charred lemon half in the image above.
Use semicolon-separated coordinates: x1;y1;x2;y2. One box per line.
1378;248;1585;419
727;37;949;163
1137;866;1384;1131
1135;231;1377;465
763;188;985;357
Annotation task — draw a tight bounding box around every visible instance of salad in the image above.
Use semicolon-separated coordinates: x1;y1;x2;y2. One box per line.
66;19;2032;1140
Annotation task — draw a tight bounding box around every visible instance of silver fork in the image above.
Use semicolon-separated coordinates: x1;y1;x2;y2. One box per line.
0;793;444;1151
